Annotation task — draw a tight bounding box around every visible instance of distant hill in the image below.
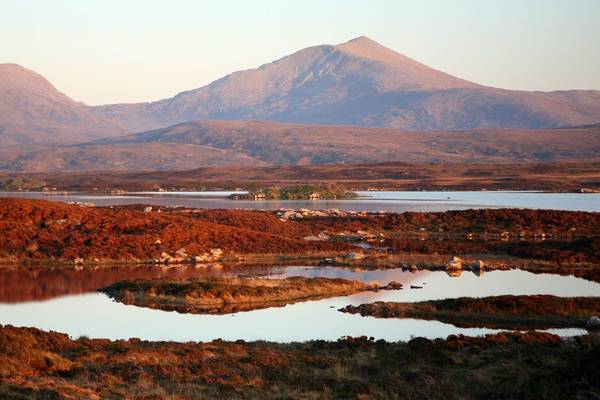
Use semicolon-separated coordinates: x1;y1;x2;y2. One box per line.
2;120;598;172
0;64;126;145
7;161;600;193
1;36;600;148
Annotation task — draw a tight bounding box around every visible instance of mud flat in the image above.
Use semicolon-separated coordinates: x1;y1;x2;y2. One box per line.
101;276;399;314
340;295;600;330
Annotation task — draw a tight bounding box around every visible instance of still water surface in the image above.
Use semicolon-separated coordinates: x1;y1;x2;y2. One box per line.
1;191;599;212
1;190;598;341
0;266;597;342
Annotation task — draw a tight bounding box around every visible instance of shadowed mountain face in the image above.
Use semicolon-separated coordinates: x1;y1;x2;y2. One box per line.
1;36;599;149
2;120;599;172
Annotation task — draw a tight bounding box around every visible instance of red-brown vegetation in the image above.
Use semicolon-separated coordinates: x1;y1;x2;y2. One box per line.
0;199;599;272
101;277;386;314
0;325;598;399
6;161;600;191
340;295;600;329
0;198;349;263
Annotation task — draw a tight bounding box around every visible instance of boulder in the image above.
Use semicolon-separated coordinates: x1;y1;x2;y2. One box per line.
143;206;153;213
446;256;463;270
585;316;600;330
345;252;365;261
303;235;322;242
158;252;172;263
317;232;330;240
192;248;224;264
209;248;223;259
192;255;207;264
175;248;188;258
384;281;403;290
447;269;462;277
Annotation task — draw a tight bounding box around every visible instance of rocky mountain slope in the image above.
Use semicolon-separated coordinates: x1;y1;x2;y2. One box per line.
2;36;599;149
0;64;125;145
95;36;600;131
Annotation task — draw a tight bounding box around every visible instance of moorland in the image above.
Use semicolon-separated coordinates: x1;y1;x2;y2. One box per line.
0;325;598;399
2;161;600;192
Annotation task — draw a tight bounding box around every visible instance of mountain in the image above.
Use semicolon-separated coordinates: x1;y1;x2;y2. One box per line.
94;36;600;131
2;120;598;172
2;36;600;148
0;64;126;145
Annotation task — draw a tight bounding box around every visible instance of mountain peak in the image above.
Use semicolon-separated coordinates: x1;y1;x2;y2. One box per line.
335;35;391;54
334;36;432;70
341;35;377;45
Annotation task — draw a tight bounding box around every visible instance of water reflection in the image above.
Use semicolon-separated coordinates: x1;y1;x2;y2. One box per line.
0;264;286;303
2;190;599;212
0;266;597;342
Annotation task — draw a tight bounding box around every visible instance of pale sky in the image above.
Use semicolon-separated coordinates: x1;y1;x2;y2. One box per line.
2;0;599;105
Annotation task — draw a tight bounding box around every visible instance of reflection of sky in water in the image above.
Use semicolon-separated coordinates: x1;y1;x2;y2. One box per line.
1;190;599;212
0;268;597;342
1;191;598;341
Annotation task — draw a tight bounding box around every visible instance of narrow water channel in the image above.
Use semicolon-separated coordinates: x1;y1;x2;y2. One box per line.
0;266;597;342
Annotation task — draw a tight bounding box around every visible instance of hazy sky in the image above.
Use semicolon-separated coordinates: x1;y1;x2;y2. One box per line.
2;0;599;105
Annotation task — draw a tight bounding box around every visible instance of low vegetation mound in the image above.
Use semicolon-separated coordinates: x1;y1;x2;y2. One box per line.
102;276;389;314
340;295;600;329
0;198;350;263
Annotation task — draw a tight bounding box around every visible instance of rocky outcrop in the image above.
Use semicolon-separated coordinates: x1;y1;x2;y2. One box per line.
446;257;463;270
192;248;224;264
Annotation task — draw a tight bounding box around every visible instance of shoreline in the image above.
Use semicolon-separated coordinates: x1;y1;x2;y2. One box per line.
3;161;600;193
2;252;600;284
1;198;599;281
340;295;600;330
100;276;400;314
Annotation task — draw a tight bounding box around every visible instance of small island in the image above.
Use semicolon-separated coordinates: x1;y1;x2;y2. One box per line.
340;295;600;330
229;184;357;200
102;276;399;314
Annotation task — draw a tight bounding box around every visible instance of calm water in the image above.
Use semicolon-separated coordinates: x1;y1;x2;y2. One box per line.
2;190;599;212
0;266;596;342
1;190;598;342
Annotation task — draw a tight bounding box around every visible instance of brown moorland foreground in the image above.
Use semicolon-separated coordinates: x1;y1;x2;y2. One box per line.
4;161;600;191
340;295;600;330
101;277;396;314
0;326;599;399
1;198;599;278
